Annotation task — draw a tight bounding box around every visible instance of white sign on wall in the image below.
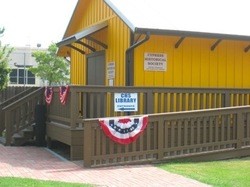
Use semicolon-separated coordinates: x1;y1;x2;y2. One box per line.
107;62;115;79
114;93;138;112
144;52;167;71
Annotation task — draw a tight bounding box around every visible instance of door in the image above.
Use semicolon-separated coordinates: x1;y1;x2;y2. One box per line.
86;51;105;118
87;51;105;85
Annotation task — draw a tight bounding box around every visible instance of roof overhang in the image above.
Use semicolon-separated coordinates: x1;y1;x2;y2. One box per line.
57;21;108;48
134;28;250;41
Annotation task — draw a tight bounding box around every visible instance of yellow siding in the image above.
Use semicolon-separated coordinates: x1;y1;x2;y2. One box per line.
134;36;250;88
68;0;250;89
106;16;130;86
69;0;130;86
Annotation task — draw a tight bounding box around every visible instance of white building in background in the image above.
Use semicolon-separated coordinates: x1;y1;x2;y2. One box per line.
9;47;45;86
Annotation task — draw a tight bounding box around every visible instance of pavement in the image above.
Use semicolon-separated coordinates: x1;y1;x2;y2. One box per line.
0;144;210;187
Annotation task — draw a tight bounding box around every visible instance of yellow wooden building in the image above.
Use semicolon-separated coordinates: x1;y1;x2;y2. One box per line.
57;0;250;88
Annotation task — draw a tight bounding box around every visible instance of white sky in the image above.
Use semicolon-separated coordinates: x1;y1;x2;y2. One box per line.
109;0;250;37
0;0;77;48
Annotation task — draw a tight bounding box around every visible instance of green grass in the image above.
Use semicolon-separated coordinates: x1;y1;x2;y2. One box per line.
0;177;93;187
158;157;250;187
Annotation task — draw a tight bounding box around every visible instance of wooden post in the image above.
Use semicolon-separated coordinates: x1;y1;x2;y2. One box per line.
70;88;78;129
236;111;244;149
5;110;12;146
157;118;164;160
146;91;154;114
83;121;92;167
225;92;230;107
82;93;87;119
0;105;4;135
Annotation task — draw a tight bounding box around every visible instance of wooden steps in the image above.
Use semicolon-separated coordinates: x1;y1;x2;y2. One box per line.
12;126;35;146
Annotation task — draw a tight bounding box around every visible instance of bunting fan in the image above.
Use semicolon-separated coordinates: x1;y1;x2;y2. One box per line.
99;115;148;144
44;87;53;105
59;85;70;105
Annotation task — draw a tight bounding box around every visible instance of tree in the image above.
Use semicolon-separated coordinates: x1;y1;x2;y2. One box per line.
30;43;70;86
0;27;13;91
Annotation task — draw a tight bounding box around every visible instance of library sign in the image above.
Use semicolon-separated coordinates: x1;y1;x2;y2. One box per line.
114;93;138;112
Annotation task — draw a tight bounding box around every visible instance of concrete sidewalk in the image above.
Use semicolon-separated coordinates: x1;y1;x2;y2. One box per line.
0;144;210;186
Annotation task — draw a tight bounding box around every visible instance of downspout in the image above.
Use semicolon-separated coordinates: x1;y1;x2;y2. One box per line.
125;31;150;86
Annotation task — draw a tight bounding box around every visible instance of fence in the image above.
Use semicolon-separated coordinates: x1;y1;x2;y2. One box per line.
2;87;44;145
45;86;250;163
0;86;33;103
47;86;250;128
0;87;40;135
82;106;250;167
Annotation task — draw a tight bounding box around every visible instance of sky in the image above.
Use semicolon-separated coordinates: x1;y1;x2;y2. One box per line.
110;0;250;37
0;0;78;48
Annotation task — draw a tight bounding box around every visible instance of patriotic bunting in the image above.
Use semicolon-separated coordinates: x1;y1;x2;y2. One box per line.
59;85;70;105
99;115;149;145
44;87;53;105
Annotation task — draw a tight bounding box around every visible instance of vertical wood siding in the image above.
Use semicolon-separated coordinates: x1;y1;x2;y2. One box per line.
70;0;130;86
134;36;250;88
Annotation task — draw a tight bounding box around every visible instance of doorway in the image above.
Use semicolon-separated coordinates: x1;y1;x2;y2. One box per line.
87;51;105;85
86;51;105;118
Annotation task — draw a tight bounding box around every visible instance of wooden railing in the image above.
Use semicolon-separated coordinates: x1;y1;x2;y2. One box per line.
0;86;33;103
47;86;250;129
0;87;39;135
3;87;44;145
82;106;250;167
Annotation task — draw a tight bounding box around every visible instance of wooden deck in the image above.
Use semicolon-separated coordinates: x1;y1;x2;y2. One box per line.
1;85;250;167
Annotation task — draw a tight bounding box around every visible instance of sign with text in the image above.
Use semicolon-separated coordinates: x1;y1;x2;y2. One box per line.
144;52;167;71
114;93;138;112
107;61;115;79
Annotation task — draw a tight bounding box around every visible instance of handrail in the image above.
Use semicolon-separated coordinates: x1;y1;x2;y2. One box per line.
0;86;33;103
0;87;38;107
4;87;44;145
47;85;250;128
0;87;40;134
82;105;250;167
3;87;44;111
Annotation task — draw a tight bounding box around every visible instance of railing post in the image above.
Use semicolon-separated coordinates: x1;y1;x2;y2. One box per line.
70;88;78;129
82;92;87;119
225;92;230;107
83;120;92;167
146;90;154;114
236;111;244;149
5;110;12;146
0;105;4;135
157;118;164;160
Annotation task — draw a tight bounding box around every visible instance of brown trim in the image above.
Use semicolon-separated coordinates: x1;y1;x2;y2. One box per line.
175;37;185;48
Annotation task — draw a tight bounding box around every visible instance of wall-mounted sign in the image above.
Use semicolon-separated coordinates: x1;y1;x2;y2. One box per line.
114;93;138;112
144;52;167;71
107;62;115;79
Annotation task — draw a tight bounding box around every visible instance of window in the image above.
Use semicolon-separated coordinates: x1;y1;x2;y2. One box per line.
9;68;36;85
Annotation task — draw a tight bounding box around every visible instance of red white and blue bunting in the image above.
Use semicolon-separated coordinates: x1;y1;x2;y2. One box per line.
44;87;53;105
59;85;70;105
99;115;149;145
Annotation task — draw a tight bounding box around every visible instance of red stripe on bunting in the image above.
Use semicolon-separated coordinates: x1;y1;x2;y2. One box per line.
44;87;53;105
99;115;148;145
59;85;70;105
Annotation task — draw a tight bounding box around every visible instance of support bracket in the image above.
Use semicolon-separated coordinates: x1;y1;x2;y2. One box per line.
67;44;85;55
211;39;222;51
175;37;185;48
86;36;108;49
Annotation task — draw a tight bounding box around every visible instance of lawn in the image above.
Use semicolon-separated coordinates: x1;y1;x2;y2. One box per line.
0;177;93;187
158;157;250;187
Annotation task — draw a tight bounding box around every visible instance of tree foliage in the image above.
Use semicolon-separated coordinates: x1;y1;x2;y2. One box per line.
0;27;13;91
30;43;70;86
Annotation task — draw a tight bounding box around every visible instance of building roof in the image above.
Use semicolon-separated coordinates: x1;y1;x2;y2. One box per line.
105;0;250;40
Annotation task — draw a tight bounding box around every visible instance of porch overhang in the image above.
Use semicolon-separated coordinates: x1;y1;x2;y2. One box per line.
57;21;108;56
